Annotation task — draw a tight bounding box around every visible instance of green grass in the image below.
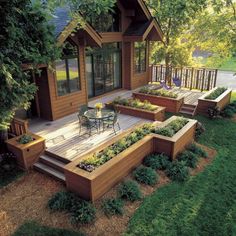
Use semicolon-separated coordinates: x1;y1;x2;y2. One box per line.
13;221;85;236
126;98;236;235
219;57;236;72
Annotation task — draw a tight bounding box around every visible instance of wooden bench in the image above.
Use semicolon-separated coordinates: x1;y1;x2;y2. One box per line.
8;118;29;137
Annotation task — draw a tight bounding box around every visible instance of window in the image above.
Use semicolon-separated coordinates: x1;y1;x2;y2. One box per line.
134;41;147;73
89;5;121;32
55;42;80;96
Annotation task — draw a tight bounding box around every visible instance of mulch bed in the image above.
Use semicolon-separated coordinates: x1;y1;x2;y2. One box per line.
0;144;216;236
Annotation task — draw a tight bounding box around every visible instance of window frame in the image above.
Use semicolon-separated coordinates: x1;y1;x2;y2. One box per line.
134;41;147;74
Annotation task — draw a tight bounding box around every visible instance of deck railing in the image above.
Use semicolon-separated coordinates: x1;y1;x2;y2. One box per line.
149;64;218;91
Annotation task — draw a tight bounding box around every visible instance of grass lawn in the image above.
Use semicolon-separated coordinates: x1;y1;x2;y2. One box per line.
13;221;84;236
126;96;236;236
219;57;236;72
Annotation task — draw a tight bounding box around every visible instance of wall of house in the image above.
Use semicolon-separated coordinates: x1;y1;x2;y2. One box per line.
46;45;88;121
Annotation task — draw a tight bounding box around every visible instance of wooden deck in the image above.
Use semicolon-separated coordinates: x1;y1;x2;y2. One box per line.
29;112;148;162
30;87;204;162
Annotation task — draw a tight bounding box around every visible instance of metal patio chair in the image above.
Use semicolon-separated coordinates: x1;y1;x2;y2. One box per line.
102;111;121;134
78;114;98;136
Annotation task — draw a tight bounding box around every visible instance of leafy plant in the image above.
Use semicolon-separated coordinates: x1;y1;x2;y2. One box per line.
205;87;227;100
139;87;178;98
187;143;208;158
195;121;205;139
143;153;171;170
101;198;124;216
178;150;199;168
18;134;34;144
133;166;158;186
165;161;189;182
221;106;236;118
118;180;142;202
70;200;96;224
154;118;188;137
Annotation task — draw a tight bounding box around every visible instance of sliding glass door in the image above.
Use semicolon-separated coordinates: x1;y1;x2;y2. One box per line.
86;43;121;98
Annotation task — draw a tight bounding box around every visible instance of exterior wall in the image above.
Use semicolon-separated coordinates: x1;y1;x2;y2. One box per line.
47;44;88;120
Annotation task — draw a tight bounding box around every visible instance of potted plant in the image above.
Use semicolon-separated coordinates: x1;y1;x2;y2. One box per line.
95;103;103;116
5;132;45;170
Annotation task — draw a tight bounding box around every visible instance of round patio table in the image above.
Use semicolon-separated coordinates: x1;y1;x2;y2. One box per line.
84;109;115;132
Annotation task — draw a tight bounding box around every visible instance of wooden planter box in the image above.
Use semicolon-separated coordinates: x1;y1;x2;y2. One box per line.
133;92;184;113
64;134;154;202
197;87;232;116
152;116;197;160
6;133;45;170
106;103;165;121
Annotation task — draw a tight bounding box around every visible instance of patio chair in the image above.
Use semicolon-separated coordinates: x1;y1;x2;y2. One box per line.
102;111;121;135
172;76;181;88
78;114;98;136
160;80;171;90
78;104;88;116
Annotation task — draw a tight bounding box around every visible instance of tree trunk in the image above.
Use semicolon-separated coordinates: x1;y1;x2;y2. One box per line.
165;53;171;86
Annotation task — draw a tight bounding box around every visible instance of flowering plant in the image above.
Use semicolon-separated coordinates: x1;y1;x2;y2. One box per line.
95;103;103;110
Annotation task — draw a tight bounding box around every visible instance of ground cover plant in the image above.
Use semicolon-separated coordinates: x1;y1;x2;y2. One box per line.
221;100;236;118
205;87;227;100
126;112;236;236
139;86;178;98
0;152;24;188
78;124;153;172
48;191;96;224
112;97;159;111
133;166;158;186
153;117;188;137
102;198;124;216
143;153;171;170
13;221;85;236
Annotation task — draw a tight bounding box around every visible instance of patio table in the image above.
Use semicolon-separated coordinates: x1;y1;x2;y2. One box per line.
84;109;115;132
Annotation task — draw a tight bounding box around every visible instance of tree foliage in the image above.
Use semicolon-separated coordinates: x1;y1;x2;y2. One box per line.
0;0;59;130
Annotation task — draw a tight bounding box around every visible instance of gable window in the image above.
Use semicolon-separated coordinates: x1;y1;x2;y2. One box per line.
89;5;121;32
55;41;81;96
134;41;147;73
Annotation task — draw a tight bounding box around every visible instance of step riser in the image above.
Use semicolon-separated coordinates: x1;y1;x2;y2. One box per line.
34;165;65;183
181;107;195;112
39;158;65;172
45;150;70;164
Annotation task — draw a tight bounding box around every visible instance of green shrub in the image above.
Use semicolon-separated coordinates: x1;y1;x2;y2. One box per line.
154;127;175;137
133;166;158;186
187;143;208;158
139;87;178;98
102;198;124;216
118;180;142;202
205;87;227;100
143;153;170;170
70;200;96;224
221;106;235;118
165;161;189;182
17;134;34;144
195;122;205;139
48;191;75;211
178;150;199;168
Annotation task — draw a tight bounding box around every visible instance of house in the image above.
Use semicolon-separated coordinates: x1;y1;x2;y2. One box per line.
24;0;163;121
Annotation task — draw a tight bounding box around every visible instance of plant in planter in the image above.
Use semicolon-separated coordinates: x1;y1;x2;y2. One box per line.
205;87;227;100
17;134;34;144
139;87;178;98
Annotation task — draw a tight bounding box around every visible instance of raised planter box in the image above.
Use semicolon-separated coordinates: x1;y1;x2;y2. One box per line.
6;133;45;170
133;92;184;113
197;87;232;116
64;134;154;202
106;103;165;121
64;116;197;201
152;116;197;160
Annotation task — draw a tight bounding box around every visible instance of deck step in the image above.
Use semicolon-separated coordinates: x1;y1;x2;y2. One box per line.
45;150;70;164
179;103;197;116
39;154;66;172
34;162;66;183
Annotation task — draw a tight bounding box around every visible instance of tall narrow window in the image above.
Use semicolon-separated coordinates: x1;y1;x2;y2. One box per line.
134;41;147;73
55;41;80;96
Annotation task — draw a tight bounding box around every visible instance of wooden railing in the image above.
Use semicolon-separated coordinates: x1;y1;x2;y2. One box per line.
8;118;29;137
149;64;218;91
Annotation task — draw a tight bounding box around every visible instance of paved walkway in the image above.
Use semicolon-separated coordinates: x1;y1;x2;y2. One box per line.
217;71;236;90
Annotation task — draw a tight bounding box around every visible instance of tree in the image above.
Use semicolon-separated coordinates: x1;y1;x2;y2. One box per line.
0;0;59;143
147;0;207;82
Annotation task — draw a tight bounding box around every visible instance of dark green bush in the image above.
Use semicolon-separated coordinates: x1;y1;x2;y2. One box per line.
48;191;75;211
178;150;199;168
133;166;158;186
221;106;235;118
143;153;170;170
195;122;205;139
118;180;142;202
187;143;208;158
70;200;96;224
165;161;189;182
102;198;124;216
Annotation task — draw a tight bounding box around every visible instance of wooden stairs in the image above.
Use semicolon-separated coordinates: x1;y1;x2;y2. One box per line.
33;151;70;183
179;103;198;116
